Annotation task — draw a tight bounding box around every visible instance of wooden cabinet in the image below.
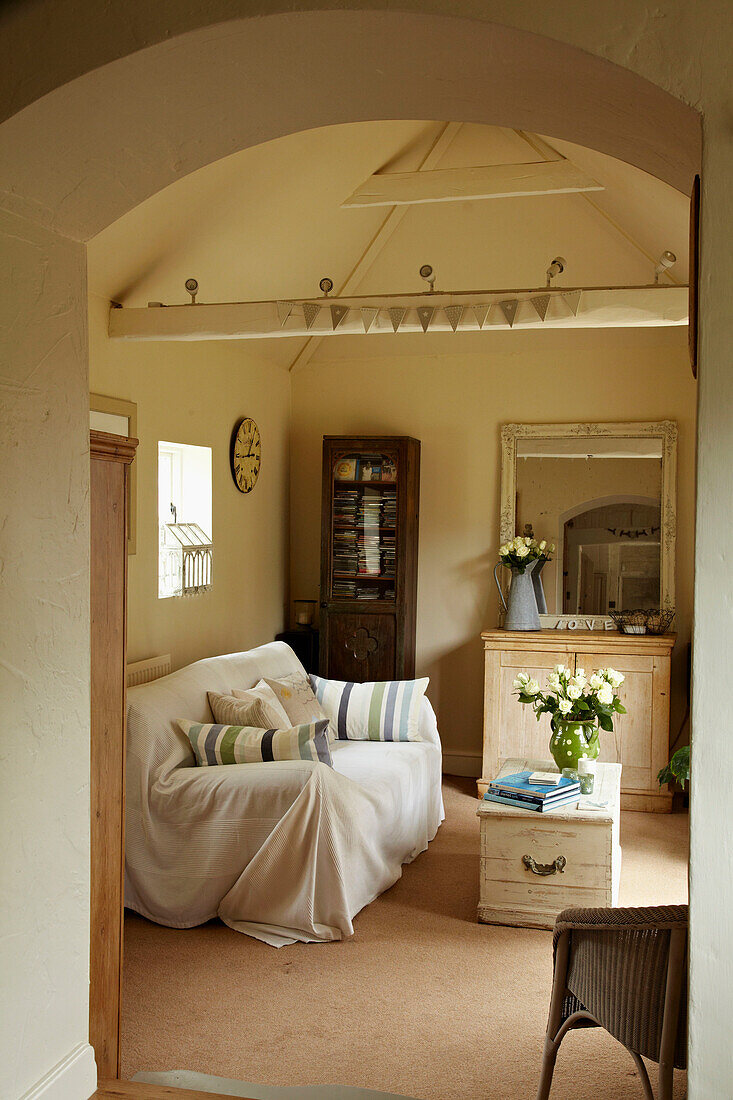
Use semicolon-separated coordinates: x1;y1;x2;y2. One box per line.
479;629;676;812
319;436;420;680
89;429;137;1078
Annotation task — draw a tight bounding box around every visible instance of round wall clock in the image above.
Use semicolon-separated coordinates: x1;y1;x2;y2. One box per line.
230;417;261;493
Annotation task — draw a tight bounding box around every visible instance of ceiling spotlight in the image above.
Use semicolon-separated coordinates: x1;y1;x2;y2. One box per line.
545;257;566;287
185;278;199;304
654;250;677;283
419;264;436;292
319;277;334;296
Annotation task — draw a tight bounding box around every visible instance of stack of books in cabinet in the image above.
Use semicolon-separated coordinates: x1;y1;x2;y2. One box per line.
320;436;420;681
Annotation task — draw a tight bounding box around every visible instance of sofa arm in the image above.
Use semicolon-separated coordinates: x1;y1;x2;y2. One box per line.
418;695;442;749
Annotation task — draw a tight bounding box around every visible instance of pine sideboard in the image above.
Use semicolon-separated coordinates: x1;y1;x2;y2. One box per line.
479;629;676;813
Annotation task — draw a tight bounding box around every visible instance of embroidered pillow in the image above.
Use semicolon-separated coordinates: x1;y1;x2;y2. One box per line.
226;680;292;727
178;718;332;766
208;688;289;730
242;674;334;741
308;675;429;742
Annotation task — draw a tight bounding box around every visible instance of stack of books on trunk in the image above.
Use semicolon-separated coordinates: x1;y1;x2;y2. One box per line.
483;770;581;813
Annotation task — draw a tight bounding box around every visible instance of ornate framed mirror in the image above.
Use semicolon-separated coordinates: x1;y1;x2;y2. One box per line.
499;421;677;629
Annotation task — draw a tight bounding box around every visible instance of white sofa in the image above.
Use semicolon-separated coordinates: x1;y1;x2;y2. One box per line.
125;641;444;945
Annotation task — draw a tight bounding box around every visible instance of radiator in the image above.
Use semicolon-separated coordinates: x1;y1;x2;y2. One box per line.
127;653;172;688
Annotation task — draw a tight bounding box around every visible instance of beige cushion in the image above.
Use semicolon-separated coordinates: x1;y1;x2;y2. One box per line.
212;682;291;728
238;673;333;741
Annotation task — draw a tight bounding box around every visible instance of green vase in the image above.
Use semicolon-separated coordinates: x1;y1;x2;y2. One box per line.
549;719;600;773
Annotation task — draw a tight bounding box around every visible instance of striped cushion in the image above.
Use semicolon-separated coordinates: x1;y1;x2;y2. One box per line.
308;675;429;742
178;718;332;766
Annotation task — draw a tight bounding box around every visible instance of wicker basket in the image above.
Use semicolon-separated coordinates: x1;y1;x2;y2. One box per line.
609;610;648;634
645;608;675;635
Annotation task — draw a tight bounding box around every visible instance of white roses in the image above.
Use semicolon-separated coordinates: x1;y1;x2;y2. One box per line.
498;535;554;573
513;663;626;731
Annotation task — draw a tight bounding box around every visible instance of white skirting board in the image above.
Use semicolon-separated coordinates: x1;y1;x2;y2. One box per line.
19;1042;96;1100
442;751;482;778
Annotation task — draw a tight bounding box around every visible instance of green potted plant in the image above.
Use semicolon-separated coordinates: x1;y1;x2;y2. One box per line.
658;744;690;789
514;664;627;772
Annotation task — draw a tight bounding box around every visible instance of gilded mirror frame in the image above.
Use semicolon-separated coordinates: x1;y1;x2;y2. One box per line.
499;421;677;629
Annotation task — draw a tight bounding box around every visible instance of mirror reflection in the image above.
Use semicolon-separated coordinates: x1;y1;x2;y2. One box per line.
515;436;662;616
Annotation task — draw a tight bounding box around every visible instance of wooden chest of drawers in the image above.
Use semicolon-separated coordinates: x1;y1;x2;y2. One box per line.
477;757;621;930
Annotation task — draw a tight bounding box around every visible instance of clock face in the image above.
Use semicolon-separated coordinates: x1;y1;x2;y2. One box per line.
231;417;261;494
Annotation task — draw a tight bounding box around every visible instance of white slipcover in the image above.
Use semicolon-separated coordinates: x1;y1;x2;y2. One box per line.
125;642;444;945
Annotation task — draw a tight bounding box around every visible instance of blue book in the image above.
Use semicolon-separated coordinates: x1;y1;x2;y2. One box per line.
489;770;580;801
483;789;581;813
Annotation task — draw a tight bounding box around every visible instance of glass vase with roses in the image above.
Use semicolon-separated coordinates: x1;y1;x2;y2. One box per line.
513;665;626;775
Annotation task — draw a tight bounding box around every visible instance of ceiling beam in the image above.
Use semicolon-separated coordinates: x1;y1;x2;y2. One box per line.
108;286;688;341
287;121;463;373
342;159;603;208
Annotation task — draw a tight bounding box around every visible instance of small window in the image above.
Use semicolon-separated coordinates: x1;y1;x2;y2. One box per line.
158;441;213;598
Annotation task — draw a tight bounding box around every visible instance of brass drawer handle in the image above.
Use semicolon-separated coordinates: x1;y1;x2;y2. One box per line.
523;854;566;876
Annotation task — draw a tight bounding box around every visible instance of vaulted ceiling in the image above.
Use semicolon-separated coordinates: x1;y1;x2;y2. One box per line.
87;119;689;368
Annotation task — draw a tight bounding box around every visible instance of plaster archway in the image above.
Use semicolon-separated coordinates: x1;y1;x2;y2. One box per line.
0;9;706;1098
0;11;700;243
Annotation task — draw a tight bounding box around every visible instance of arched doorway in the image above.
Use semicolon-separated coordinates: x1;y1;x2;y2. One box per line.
0;11;702;1100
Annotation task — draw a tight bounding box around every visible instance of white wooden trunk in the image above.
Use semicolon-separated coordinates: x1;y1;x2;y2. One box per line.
477;757;621;930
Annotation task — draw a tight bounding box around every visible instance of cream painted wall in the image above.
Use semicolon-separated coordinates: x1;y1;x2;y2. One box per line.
290;327;695;768
88;295;291;671
0;211;96;1098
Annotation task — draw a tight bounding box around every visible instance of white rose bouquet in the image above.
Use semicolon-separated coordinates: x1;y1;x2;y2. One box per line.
497;536;555;575
513;664;626;732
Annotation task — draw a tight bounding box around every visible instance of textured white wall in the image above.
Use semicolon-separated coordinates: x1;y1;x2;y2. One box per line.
0;210;96;1097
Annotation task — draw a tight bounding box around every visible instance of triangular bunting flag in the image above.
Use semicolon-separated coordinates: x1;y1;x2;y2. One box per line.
330;304;349;331
303;302;321;330
388;307;406;333
563;290;582;316
277;300;294;327
417;306;435;333
473;304;490;329
444;305;464;332
499;299;518;327
360;307;379;334
530;294;551;322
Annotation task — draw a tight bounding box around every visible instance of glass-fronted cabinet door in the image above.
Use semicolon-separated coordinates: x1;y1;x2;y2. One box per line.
331;450;398;602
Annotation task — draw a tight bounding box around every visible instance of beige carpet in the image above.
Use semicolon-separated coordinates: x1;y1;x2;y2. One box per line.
121;778;688;1099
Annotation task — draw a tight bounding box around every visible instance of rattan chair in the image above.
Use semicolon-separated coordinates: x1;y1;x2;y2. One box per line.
536;905;688;1100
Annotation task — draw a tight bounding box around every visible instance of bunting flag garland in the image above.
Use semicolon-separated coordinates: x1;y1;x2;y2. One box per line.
388;307;407;333
417;306;435;333
303;302;321;330
473;303;490;329
330;304;349;330
562;290;582;316
444;305;464;332
276;300;294;327
530;294;551;322
360;307;379;333
288;291;581;334
499;299;519;327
